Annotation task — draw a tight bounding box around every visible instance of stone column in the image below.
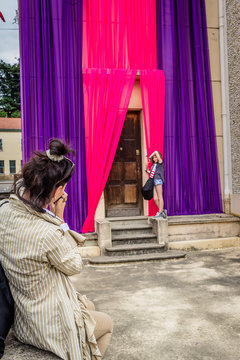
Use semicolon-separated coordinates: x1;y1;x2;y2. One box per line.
150;217;168;248
95;220;112;255
226;0;240;215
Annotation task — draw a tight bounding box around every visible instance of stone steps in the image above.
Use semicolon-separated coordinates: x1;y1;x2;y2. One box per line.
92;216;187;264
111;223;153;235
106;207;140;217
91;214;240;264
112;233;157;245
105;242;166;256
107;216;148;226
88;251;186;265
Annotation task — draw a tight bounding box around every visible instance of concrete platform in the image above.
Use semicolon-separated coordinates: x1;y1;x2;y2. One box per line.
3;248;240;360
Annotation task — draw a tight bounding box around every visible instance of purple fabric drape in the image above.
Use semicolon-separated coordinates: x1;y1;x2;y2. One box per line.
156;0;222;215
19;0;87;231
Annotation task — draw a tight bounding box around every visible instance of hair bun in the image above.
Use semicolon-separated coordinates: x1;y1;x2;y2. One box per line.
49;139;74;156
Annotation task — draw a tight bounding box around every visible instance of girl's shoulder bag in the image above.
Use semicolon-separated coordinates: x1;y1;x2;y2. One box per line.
141;165;156;200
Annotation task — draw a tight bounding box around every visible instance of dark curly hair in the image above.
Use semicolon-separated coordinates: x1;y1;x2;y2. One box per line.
14;139;75;213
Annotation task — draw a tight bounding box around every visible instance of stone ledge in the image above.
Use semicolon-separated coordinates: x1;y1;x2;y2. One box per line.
80;246;100;258
168;214;240;225
82;232;98;247
168;237;240;251
3;331;60;359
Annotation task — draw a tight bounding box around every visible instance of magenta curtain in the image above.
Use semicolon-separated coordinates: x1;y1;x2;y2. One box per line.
82;0;157;69
140;69;165;216
81;69;136;232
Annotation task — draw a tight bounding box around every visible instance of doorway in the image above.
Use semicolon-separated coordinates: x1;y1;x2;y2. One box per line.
105;112;142;217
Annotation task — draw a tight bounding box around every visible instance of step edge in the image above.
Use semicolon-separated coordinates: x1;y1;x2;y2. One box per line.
105;243;166;252
89;252;186;264
112;233;156;240
111;224;152;230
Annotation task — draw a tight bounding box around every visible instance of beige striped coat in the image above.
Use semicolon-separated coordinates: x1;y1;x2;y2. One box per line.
0;195;101;360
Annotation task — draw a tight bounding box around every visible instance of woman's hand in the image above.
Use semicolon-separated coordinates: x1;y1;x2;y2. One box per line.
50;191;68;221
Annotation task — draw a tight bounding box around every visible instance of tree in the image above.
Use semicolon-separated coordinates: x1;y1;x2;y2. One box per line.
0;60;20;117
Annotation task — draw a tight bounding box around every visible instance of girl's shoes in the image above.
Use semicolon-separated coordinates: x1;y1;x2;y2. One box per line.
162;209;167;219
153;210;167;219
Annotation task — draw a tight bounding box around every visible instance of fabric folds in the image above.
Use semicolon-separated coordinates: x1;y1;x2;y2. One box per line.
140;69;165;216
18;0;87;232
156;0;222;215
82;69;136;232
82;0;157;69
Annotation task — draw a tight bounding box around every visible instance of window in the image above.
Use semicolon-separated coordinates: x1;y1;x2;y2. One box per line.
0;160;4;174
9;160;16;174
0;139;2;151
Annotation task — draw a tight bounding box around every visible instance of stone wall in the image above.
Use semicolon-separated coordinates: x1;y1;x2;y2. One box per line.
226;0;240;194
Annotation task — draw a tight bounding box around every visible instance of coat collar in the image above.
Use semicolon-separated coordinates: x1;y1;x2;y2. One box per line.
9;194;62;227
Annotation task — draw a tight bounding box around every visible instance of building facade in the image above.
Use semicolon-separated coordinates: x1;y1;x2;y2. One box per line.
95;0;237;221
0;118;22;178
18;0;240;233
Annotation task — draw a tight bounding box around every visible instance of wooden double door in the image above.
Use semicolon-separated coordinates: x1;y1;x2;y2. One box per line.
105;112;142;217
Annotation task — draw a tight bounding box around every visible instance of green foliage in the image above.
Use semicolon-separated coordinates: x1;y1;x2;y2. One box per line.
11;110;21;118
0;110;7;117
0;59;21;118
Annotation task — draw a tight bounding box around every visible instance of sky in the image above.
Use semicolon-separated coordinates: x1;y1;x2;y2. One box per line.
0;0;19;64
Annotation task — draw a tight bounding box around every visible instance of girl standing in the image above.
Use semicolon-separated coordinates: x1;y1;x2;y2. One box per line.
145;150;166;218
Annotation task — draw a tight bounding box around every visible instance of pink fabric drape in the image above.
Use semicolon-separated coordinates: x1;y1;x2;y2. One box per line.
82;0;157;69
82;69;137;232
140;70;165;216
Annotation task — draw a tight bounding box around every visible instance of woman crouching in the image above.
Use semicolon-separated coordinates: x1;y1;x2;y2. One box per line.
0;139;113;360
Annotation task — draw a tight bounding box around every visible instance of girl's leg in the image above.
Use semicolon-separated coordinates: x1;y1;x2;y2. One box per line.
153;187;160;211
90;310;113;356
155;184;164;213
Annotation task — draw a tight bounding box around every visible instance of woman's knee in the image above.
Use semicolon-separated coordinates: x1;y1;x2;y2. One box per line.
91;311;114;339
105;314;113;334
85;298;95;311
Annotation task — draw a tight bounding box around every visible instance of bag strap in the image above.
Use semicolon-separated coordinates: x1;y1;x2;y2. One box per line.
149;164;156;178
